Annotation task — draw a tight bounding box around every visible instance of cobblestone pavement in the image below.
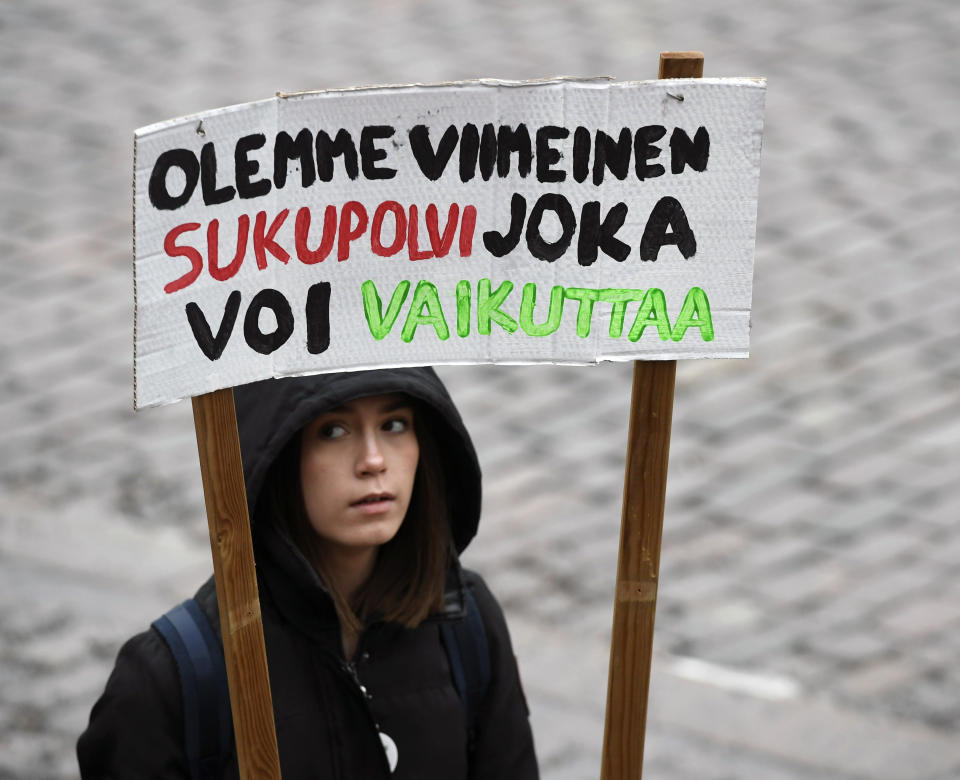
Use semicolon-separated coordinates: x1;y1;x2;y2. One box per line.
2;0;960;777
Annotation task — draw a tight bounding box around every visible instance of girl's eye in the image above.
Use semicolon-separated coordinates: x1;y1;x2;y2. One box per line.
319;423;347;440
382;417;410;434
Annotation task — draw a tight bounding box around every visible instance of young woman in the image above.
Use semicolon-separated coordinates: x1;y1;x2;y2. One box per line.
78;367;539;779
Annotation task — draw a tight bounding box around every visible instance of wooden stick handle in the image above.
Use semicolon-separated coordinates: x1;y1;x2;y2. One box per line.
599;50;702;780
193;389;281;779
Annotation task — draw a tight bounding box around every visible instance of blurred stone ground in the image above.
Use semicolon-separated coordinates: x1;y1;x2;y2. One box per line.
1;0;959;777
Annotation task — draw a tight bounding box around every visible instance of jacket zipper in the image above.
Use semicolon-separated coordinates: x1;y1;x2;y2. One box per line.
340;641;393;776
342;660;370;701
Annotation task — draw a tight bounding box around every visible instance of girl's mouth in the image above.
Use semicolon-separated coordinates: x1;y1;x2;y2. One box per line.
351;493;395;510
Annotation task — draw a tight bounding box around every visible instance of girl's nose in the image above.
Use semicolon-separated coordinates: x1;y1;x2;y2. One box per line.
356;430;386;476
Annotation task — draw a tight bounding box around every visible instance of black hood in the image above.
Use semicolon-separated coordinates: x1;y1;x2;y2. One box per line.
234;367;481;554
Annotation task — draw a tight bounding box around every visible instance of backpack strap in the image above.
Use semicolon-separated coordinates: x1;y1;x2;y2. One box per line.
152;599;232;780
439;586;492;751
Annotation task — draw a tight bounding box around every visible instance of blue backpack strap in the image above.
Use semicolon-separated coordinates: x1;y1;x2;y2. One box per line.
152;599;232;780
440;586;491;749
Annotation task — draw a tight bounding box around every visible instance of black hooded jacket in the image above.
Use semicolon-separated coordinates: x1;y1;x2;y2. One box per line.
78;368;538;779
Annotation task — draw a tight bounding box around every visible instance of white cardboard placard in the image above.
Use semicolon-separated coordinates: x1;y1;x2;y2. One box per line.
134;77;766;409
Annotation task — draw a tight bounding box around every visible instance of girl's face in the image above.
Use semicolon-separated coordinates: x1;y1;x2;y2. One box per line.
300;394;419;555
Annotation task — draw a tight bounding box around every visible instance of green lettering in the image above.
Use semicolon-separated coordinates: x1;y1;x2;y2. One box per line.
671;286;714;342
628;288;671;341
456;280;471;337
519;283;565;337
361;279;410;340
564;288;601;338
477;278;518;334
599;288;645;337
401;281;449;342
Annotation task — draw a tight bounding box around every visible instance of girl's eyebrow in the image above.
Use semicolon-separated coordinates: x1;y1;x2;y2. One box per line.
379;399;413;414
325;396;412;416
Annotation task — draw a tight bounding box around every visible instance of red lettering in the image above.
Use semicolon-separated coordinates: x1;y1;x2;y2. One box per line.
459;205;477;257
253;209;290;269
295;206;336;264
426;204;459;257
163;222;203;294
338;201;368;261
407;205;434;261
207;215;249;282
371;201;406;257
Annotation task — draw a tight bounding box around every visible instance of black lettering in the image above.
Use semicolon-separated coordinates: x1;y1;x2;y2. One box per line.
578;202;630;266
639;196;696;261
148;148;199;210
316;130;359;181
200;142;235;206
409;125;459;181
497;125;532;178
482;193;527;257
274;129;316;189
635;125;666;180
459;123;480;182
243;288;294;354
535;126;568;183
185;290;241;360
360;125;397;180
479;124;498;180
305;282;331;354
593;129;632;185
670;127;709;173
572;126;591;183
526;194;576;262
235;134;272;199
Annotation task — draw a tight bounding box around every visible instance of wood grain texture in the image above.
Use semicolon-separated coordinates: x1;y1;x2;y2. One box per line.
659;51;705;78
193;389;281;780
599;50;702;780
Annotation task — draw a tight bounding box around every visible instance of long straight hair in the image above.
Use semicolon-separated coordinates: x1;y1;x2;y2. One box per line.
256;402;451;633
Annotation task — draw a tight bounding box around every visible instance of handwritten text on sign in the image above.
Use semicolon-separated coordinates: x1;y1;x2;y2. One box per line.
133;78;766;408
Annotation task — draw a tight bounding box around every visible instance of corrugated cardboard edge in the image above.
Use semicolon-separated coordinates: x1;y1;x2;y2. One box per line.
134;351;750;411
132;133;139;410
276;75;615;99
133;76;767;137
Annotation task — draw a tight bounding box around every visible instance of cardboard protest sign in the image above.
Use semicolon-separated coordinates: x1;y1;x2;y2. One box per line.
134;77;766;409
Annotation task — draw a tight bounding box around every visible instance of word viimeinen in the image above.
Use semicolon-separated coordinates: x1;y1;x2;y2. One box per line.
361;279;713;343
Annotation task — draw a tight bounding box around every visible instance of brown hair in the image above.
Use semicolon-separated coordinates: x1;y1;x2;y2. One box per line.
256;401;451;634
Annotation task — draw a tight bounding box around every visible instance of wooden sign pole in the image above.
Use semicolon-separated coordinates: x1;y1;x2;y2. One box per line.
193;388;282;779
599;50;704;780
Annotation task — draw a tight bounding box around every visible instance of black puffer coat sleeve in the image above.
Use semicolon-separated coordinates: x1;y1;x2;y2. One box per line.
465;571;539;780
77;629;190;779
